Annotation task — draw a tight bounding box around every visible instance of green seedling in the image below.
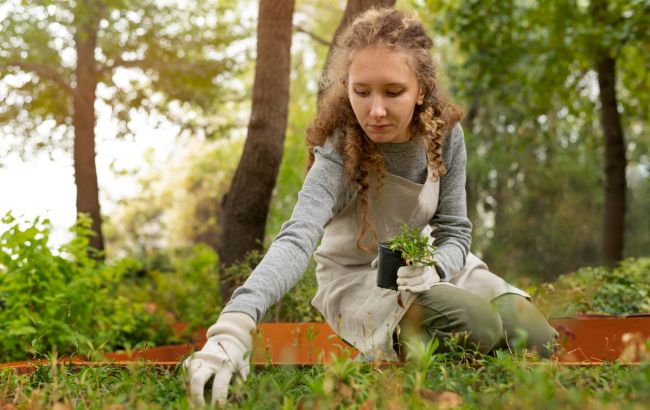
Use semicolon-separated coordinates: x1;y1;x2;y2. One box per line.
387;225;437;266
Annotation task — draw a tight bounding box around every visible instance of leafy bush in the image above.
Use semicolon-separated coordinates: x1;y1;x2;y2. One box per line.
110;238;317;328
535;257;650;317
113;244;222;330
0;213;173;362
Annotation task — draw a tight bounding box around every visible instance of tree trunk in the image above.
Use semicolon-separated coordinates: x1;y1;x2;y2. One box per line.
72;6;103;254
217;0;295;303
318;0;396;102
596;54;626;265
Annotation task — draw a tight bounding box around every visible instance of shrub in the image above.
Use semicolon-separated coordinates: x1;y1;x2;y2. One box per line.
113;244;222;330
535;257;650;317
0;213;173;362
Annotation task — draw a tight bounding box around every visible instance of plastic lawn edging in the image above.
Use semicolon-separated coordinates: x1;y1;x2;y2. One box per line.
0;323;357;375
1;316;649;375
551;314;650;362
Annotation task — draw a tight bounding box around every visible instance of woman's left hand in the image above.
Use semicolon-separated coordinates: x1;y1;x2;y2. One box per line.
396;265;440;292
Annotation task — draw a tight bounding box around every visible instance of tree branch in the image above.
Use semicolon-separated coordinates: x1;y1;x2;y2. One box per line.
294;25;330;47
2;61;76;97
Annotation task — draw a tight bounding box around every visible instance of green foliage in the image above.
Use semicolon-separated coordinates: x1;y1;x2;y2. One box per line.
113;244;222;330
1;363;188;409
535;257;650;317
0;0;252;154
0;212;174;362
483;153;604;282
417;0;650;280
387;225;437;267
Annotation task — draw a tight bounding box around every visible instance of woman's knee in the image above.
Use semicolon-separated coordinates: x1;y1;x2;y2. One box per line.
402;285;503;354
450;290;503;353
492;293;558;358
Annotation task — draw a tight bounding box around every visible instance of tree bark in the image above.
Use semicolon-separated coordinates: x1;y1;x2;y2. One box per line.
596;54;626;265
318;0;396;102
217;0;295;303
72;5;104;254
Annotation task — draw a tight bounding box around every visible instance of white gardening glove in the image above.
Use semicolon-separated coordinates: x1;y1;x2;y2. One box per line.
396;264;440;293
183;312;256;407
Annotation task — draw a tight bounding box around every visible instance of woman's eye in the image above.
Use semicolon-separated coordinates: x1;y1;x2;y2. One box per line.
354;90;369;97
386;90;404;97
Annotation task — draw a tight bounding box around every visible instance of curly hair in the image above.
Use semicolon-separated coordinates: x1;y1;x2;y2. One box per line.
306;8;463;252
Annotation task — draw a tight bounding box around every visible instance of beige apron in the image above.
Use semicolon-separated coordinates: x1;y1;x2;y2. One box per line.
312;165;529;361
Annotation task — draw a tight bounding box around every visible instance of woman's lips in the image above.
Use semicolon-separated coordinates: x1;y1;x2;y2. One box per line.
368;124;392;131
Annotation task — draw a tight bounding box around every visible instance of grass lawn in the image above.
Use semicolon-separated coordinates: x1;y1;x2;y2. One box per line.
2;349;649;409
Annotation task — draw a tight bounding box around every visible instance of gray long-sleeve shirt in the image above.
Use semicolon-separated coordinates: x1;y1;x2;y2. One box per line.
223;124;472;322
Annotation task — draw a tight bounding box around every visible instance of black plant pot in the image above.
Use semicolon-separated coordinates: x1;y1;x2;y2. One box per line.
376;243;405;291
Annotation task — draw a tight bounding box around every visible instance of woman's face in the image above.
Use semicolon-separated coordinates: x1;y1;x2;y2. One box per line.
347;46;423;144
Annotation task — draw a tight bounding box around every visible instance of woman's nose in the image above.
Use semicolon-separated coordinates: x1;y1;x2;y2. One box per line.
370;97;386;118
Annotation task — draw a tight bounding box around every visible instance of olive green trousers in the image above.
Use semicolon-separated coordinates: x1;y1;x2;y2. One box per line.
398;284;558;358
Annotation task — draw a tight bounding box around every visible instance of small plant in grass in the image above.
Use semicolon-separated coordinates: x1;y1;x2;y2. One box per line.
387;225;437;266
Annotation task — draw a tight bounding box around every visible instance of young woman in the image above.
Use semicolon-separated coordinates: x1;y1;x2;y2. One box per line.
185;8;557;406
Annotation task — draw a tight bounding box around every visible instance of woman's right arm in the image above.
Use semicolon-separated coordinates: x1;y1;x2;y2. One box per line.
222;140;346;322
185;141;347;406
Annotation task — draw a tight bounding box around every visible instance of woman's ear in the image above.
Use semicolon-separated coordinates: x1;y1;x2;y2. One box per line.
417;87;424;105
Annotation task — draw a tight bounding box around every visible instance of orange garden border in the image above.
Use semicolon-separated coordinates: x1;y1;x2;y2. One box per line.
551;314;650;362
2;316;649;375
